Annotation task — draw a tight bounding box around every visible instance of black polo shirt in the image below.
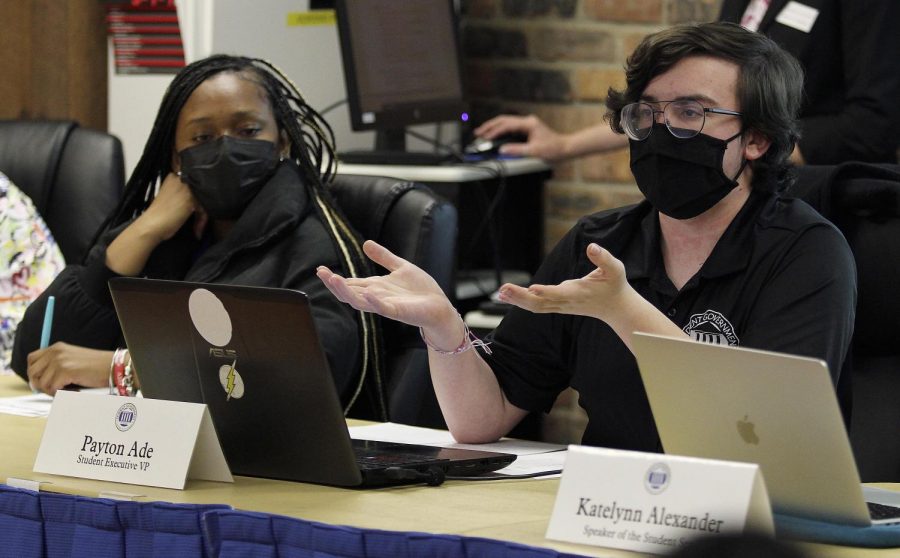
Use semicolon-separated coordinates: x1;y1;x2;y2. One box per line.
485;190;856;452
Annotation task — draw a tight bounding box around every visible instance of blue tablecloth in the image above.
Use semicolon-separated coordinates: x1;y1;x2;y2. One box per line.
0;484;588;558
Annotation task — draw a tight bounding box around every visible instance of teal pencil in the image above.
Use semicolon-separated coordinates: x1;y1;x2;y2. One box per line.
40;295;55;349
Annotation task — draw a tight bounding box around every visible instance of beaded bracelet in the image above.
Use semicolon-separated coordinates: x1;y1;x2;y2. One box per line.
110;348;135;397
419;315;492;356
109;348;125;395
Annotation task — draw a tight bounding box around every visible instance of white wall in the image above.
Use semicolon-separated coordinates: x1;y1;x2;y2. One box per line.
107;49;173;178
201;0;372;154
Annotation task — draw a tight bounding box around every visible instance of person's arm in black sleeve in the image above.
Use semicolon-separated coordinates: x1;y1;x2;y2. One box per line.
484;220;588;414
798;0;900;164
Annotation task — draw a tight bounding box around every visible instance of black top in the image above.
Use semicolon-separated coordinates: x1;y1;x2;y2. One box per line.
719;0;900;164
11;161;363;404
485;190;857;451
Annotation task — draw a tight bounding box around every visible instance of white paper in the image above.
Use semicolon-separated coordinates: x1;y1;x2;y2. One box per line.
349;422;565;455
0;393;54;417
493;450;567;478
0;388;116;418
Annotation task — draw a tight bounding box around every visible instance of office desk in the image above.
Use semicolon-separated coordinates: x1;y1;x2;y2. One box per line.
338;158;553;300
0;374;896;557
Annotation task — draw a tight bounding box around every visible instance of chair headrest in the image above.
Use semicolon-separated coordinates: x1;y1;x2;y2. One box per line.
0;120;78;211
792;162;900;220
792;162;900;356
834;177;900;221
328;174;418;240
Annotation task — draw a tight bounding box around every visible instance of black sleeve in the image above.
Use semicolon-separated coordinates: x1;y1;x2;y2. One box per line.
269;215;362;403
740;223;856;385
292;266;361;402
10;248;124;380
798;0;900;163
483;221;587;413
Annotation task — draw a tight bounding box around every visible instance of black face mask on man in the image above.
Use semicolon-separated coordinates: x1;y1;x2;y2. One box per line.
178;135;281;220
629;123;747;220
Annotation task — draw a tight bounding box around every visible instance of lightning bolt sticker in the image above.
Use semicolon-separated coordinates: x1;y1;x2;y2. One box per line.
225;360;237;401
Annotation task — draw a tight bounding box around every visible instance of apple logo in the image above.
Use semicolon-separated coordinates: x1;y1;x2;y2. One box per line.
737;415;760;445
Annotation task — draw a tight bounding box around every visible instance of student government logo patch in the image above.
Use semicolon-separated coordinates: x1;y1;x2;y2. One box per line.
682;310;739;346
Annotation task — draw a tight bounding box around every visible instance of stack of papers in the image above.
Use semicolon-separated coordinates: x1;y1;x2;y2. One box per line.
0;388;114;418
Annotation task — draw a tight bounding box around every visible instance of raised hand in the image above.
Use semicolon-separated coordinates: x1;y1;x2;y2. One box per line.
317;240;457;332
497;243;629;322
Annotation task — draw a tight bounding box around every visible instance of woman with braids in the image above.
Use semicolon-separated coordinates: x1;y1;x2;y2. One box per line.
12;54;381;411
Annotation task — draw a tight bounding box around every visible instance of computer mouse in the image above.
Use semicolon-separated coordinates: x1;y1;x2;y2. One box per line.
463;133;528;157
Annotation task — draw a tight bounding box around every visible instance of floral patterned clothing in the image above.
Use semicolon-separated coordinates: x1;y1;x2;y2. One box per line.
0;172;65;373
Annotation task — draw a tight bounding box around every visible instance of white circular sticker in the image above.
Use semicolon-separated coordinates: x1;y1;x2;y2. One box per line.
188;288;232;347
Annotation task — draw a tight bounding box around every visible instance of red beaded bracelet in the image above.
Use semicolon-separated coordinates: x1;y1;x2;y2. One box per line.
110;348;135;396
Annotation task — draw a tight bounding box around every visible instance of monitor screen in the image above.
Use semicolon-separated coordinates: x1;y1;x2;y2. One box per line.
335;0;466;158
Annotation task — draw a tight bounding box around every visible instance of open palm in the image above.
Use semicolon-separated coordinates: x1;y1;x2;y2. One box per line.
317;240;456;330
498;243;628;321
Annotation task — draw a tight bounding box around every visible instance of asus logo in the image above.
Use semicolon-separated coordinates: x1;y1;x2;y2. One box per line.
209;348;237;359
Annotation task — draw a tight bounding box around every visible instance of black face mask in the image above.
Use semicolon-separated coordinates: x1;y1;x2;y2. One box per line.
178;135;281;220
629;123;747;220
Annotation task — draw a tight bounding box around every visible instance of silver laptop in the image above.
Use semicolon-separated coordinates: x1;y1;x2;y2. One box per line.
632;332;900;526
108;277;515;488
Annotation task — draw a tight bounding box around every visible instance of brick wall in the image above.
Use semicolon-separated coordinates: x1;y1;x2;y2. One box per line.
460;0;722;443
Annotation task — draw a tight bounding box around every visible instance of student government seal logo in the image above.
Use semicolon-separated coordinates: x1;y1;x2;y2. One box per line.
115;402;137;432
682;309;739;346
645;462;671;495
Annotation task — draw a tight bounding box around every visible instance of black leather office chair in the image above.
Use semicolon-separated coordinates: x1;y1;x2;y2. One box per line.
0;120;125;264
328;174;458;427
794;162;900;482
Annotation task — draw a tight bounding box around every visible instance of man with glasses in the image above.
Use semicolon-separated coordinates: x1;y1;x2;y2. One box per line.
318;22;856;450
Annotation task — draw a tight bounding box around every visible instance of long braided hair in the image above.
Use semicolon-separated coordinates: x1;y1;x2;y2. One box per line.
102;54;386;419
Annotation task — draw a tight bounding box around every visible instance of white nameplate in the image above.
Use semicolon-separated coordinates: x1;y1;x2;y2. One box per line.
546;446;773;555
33;391;233;490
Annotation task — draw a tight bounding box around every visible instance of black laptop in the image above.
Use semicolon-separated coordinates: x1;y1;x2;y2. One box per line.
108;277;515;487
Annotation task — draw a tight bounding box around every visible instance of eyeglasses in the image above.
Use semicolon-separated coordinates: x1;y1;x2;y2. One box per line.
620;100;742;141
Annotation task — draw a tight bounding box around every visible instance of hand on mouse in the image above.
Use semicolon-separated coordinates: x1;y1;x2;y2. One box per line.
473;114;567;161
474;114;629;162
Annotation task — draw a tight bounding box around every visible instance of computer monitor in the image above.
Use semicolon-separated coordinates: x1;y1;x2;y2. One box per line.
334;0;467;164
